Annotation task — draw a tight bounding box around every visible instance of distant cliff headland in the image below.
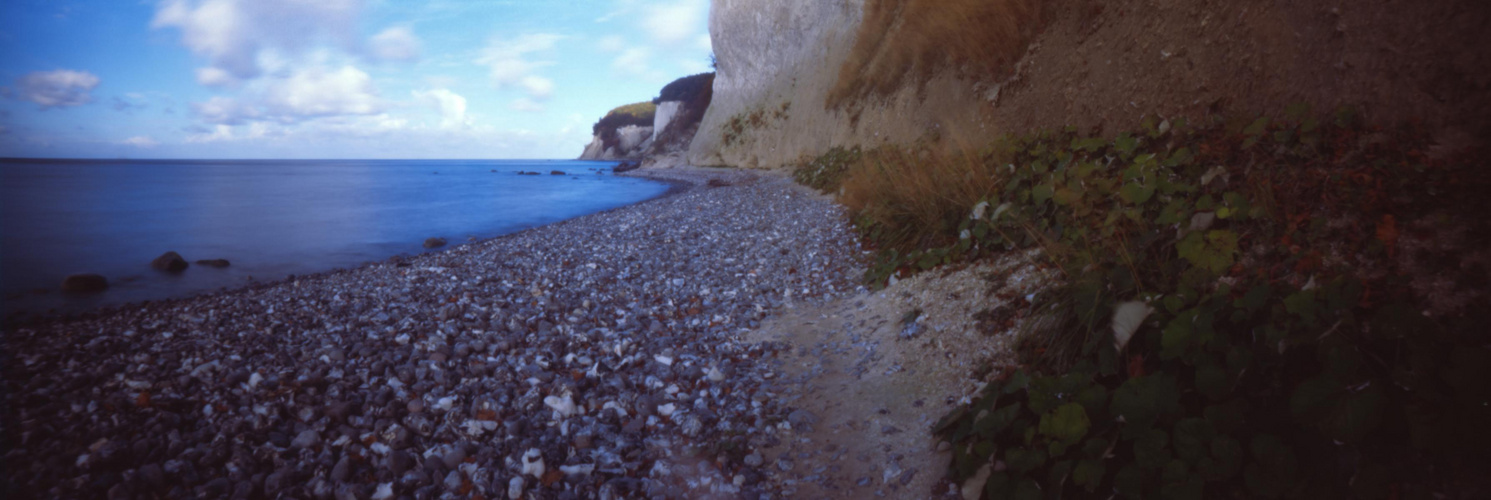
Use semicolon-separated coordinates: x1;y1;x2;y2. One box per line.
577;72;714;166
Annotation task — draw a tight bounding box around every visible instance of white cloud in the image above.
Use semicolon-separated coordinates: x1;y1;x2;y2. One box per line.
151;0;363;80
10;70;100;109
413;88;468;129
195;66;237;87
192;96;258;124
509;98;544;113
644;1;707;47
520;76;555;100
186;124;237;143
597;35;626;53
191;64;381;125
611;47;652;76
476;33;562;99
121;136;159;148
370;26;421;62
263;65;381;119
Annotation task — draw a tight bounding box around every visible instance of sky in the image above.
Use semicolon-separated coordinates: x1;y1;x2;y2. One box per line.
0;0;713;159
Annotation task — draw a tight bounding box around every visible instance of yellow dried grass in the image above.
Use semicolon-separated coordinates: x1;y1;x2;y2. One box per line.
828;0;1043;109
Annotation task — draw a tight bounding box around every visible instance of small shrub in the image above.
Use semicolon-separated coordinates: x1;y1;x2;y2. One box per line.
846;108;1491;498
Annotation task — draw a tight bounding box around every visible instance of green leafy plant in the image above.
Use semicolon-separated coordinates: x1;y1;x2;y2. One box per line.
791;146;862;193
831;107;1491;498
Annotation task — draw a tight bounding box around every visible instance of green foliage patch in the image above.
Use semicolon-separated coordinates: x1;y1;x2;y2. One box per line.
853;109;1491;497
792;146;862;193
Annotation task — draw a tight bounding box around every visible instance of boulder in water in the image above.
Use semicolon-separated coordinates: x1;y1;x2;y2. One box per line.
150;251;189;272
549;170;566;175
61;273;108;293
424;238;447;249
613;161;641;173
196;259;231;268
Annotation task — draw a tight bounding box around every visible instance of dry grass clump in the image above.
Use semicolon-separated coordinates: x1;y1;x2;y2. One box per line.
839;145;1001;250
828;0;1043;109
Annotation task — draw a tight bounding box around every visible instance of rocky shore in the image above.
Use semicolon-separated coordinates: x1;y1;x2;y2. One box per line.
2;168;867;499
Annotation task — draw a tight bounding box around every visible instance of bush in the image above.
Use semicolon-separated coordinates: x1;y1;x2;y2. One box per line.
842;108;1491;498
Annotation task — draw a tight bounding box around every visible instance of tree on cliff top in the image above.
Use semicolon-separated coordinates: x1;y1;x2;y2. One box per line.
653;72;715;104
592;101;657;154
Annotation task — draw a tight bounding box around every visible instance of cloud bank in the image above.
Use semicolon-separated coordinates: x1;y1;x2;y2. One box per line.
10;70;100;109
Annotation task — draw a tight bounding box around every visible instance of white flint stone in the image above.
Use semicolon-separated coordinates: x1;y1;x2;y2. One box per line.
508;476;525;500
371;483;395;500
520;448;545;478
544;394;578;417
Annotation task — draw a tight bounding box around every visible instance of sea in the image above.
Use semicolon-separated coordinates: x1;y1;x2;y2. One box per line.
0;159;670;318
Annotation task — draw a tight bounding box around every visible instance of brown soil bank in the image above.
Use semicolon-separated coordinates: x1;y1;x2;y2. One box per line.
693;0;1490;168
984;0;1491;138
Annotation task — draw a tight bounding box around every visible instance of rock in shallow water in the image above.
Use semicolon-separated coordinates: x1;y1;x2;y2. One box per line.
60;273;108;293
150;251;189;272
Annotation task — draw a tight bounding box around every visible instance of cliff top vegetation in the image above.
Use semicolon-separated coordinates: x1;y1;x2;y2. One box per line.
654;72;715;104
591;101;656;136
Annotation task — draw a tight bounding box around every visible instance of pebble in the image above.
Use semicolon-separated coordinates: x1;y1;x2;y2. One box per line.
1;170;864;499
508;476;525;500
292;430;321;450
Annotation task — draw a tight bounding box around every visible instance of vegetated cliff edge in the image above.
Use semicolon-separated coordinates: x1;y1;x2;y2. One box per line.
689;0;1491;168
577;73;714;163
578;102;656;161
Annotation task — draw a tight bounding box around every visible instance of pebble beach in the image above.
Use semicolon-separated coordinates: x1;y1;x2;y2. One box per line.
2;168;867;499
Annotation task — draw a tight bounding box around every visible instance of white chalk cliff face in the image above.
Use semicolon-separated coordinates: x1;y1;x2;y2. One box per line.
688;0;992;168
652;101;682;143
578;125;655;160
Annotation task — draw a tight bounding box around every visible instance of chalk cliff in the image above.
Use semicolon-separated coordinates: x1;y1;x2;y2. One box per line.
578;73;714;167
689;0;1490;169
687;0;996;169
577;102;656;161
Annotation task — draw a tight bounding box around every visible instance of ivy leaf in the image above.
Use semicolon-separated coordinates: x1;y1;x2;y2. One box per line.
975;402;1024;438
1245;434;1298;498
1289;376;1338;426
1194;363;1230;401
1161;476;1205;500
1197;435;1243;481
1004;447;1048;473
1032;183;1055;205
1121;182;1157;205
1171;418;1216;462
1160;312;1195;360
1243;117;1270;136
1114;464;1148;497
1134;429;1172;470
1283;290;1318;325
1177;230;1239;275
1321;386;1386;442
1115;133;1139;157
1040;403;1092;445
1074;459;1106;492
1204;400;1247;434
1113;375;1181;431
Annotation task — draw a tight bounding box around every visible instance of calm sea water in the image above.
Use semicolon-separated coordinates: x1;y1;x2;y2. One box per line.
0;159;669;317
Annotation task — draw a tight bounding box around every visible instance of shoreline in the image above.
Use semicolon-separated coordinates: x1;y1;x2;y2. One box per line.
1;168;697;328
2;165;868;498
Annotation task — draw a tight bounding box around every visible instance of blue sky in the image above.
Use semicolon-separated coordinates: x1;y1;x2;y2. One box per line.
0;0;712;159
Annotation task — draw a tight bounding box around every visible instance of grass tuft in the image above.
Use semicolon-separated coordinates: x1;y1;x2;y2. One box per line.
838;145;1002;251
828;0;1043;109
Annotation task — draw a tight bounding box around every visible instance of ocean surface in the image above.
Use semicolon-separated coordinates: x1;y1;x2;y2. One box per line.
0;159;669;318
